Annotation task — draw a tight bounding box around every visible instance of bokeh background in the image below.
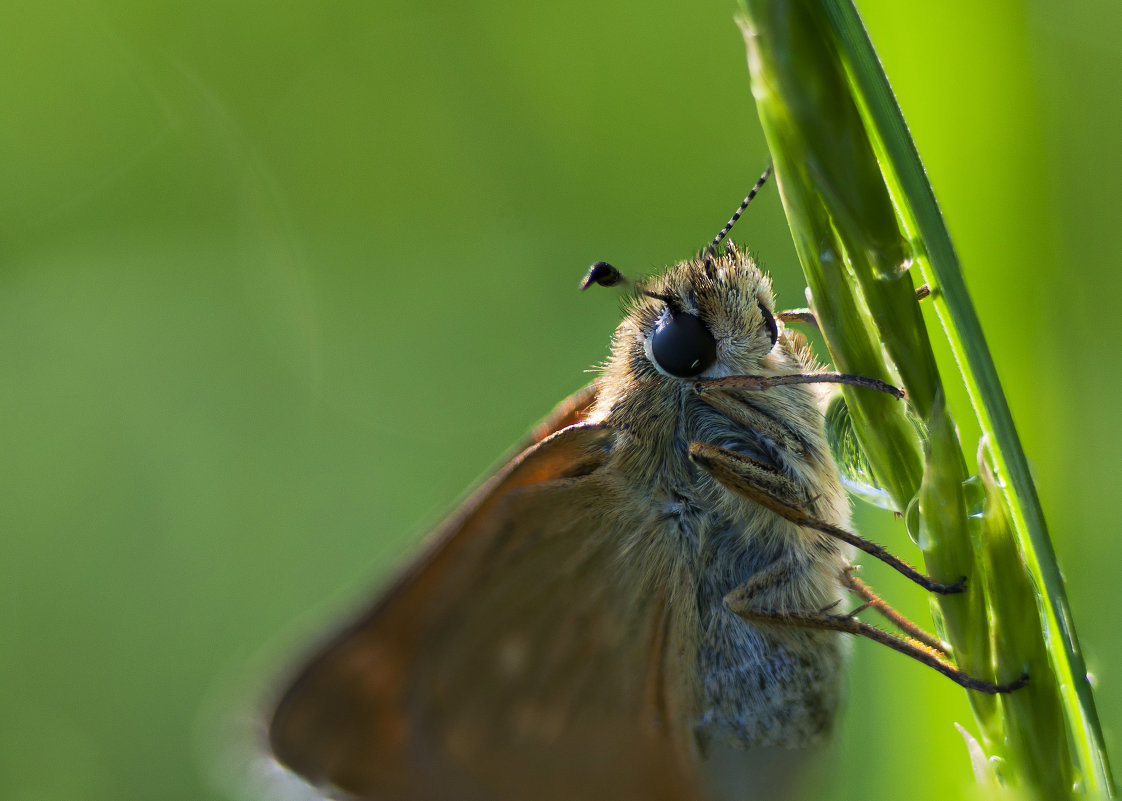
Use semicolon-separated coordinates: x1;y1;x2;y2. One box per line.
2;1;1117;799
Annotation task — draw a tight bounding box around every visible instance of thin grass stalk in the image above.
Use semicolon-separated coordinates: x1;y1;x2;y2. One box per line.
737;0;1112;797
819;7;1114;796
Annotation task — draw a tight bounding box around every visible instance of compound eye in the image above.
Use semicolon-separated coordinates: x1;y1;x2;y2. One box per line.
651;312;717;378
758;301;779;348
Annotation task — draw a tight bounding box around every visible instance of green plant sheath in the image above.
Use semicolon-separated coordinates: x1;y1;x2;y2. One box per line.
737;1;1113;798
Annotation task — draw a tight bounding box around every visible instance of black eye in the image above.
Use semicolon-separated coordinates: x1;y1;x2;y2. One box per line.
759;301;778;347
651;312;717;378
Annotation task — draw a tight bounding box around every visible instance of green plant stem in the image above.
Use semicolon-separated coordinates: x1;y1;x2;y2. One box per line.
737;0;1113;797
818;8;1113;793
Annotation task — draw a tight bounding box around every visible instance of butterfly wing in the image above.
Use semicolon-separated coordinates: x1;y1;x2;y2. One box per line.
268;387;702;801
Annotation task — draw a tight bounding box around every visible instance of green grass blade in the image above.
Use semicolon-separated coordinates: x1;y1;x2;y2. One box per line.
737;0;1113;796
817;11;1113;793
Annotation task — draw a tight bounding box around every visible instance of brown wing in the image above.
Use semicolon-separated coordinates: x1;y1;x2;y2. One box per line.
268;387;702;801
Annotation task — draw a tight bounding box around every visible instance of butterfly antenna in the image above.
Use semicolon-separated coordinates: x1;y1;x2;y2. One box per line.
703;164;773;259
579;261;684;312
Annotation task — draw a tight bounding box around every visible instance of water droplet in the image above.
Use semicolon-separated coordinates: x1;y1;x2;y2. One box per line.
825;394;906;512
962;474;985;519
904;495;923;548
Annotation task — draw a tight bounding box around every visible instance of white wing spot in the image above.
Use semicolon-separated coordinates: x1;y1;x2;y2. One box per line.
496;635;528;677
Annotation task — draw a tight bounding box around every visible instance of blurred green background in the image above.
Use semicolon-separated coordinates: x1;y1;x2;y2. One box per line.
2;1;1117;799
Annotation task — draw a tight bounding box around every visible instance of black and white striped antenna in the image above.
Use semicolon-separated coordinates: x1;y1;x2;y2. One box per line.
702;164;773;259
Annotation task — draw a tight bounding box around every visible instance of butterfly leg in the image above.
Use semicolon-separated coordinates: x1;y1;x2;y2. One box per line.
776;308;818;327
717;548;945;657
688;442;965;595
721;548;811;612
725;595;1027;694
840;566;945;652
691;386;808;458
776;285;929;330
695;372;903;399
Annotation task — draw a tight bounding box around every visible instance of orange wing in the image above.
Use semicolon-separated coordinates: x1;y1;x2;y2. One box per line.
268;385;704;801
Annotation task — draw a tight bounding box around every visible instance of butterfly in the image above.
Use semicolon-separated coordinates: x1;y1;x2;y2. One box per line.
266;169;1024;801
